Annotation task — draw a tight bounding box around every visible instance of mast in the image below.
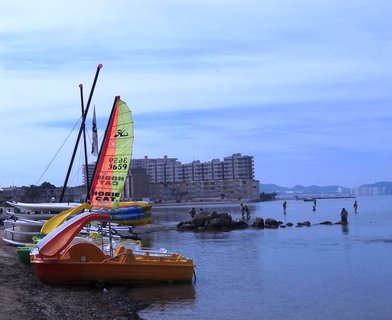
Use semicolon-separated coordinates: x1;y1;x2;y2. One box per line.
79;84;90;193
59;64;103;202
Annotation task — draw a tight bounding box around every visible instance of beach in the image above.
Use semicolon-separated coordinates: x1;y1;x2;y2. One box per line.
0;227;147;320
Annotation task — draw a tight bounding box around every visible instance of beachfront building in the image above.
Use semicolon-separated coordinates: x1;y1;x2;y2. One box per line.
351;182;392;196
122;168;151;201
79;153;259;202
5;154;259;203
132;156;181;183
82;162;96;187
131;153;260;202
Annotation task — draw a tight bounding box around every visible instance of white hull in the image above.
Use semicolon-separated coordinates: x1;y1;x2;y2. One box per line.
5;211;59;220
7;201;80;212
3;219;43;246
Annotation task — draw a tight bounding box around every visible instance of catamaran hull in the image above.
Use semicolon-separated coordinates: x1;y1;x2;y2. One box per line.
7;201;80;212
32;260;194;284
110;213;144;220
8;201;152;213
110;207;145;215
119;216;153;226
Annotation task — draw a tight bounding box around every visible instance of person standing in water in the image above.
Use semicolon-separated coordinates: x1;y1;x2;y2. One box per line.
340;208;349;224
245;205;251;220
240;203;246;219
353;200;358;213
283;201;287;214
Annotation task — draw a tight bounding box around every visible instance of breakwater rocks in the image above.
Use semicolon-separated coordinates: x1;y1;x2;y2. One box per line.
177;213;347;231
177;212;248;231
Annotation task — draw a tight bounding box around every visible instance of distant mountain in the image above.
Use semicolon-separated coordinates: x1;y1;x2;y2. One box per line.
261;181;392;196
260;183;351;195
291;185;351;194
259;184;291;193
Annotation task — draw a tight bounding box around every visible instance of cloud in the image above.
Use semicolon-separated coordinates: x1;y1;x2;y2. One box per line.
1;0;392;187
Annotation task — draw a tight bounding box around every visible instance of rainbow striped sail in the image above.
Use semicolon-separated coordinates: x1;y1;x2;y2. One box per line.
89;97;133;208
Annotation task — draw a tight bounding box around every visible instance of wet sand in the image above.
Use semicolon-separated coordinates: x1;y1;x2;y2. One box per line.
0;227;147;320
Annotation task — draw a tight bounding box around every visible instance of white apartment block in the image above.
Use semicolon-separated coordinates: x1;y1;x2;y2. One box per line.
82;153;260;201
132;153;260;201
132;156;180;183
132;153;255;182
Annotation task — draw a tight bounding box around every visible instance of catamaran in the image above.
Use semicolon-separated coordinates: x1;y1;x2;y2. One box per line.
31;96;195;284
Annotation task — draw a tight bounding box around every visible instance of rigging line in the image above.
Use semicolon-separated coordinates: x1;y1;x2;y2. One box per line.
35;117;82;185
69;135;103;185
68;141;83;187
67;134;103;187
86;128;103;155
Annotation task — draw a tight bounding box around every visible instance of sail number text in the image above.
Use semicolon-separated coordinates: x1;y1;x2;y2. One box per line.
108;157;128;170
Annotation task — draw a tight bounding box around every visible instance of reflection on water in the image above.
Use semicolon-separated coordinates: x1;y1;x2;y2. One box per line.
128;283;196;304
128;284;196;317
341;223;349;234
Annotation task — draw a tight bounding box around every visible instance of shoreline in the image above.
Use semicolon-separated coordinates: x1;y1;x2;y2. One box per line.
0;227;147;320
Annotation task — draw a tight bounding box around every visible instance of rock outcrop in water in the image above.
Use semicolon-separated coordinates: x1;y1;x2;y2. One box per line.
177;211;248;231
251;217;265;228
177;211;346;232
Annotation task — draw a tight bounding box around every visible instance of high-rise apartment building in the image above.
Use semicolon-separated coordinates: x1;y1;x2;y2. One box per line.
82;153;259;201
131;153;260;201
132;153;255;182
132;156;180;183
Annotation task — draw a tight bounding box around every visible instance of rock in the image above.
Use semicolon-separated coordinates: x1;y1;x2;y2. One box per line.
264;218;280;229
235;221;249;229
205;216;232;230
334;221;349;225
302;221;311;227
251;217;265;229
192;212;211;228
296;221;311;227
177;221;195;230
179;211;247;231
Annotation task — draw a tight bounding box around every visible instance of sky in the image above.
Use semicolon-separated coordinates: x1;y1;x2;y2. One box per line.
1;0;391;189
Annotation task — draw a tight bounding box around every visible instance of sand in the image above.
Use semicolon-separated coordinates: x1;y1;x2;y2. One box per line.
0;227;147;320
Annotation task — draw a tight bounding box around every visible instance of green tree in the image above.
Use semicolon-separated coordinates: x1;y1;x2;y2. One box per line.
260;192;277;202
23;185;41;202
40;182;56;189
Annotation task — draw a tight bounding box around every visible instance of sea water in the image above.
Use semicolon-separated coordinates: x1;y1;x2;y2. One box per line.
127;196;392;320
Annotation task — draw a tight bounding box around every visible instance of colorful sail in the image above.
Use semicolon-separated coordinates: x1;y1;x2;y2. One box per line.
89;97;134;208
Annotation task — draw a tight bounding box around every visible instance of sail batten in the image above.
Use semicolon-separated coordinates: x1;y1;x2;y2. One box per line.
89;98;134;209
